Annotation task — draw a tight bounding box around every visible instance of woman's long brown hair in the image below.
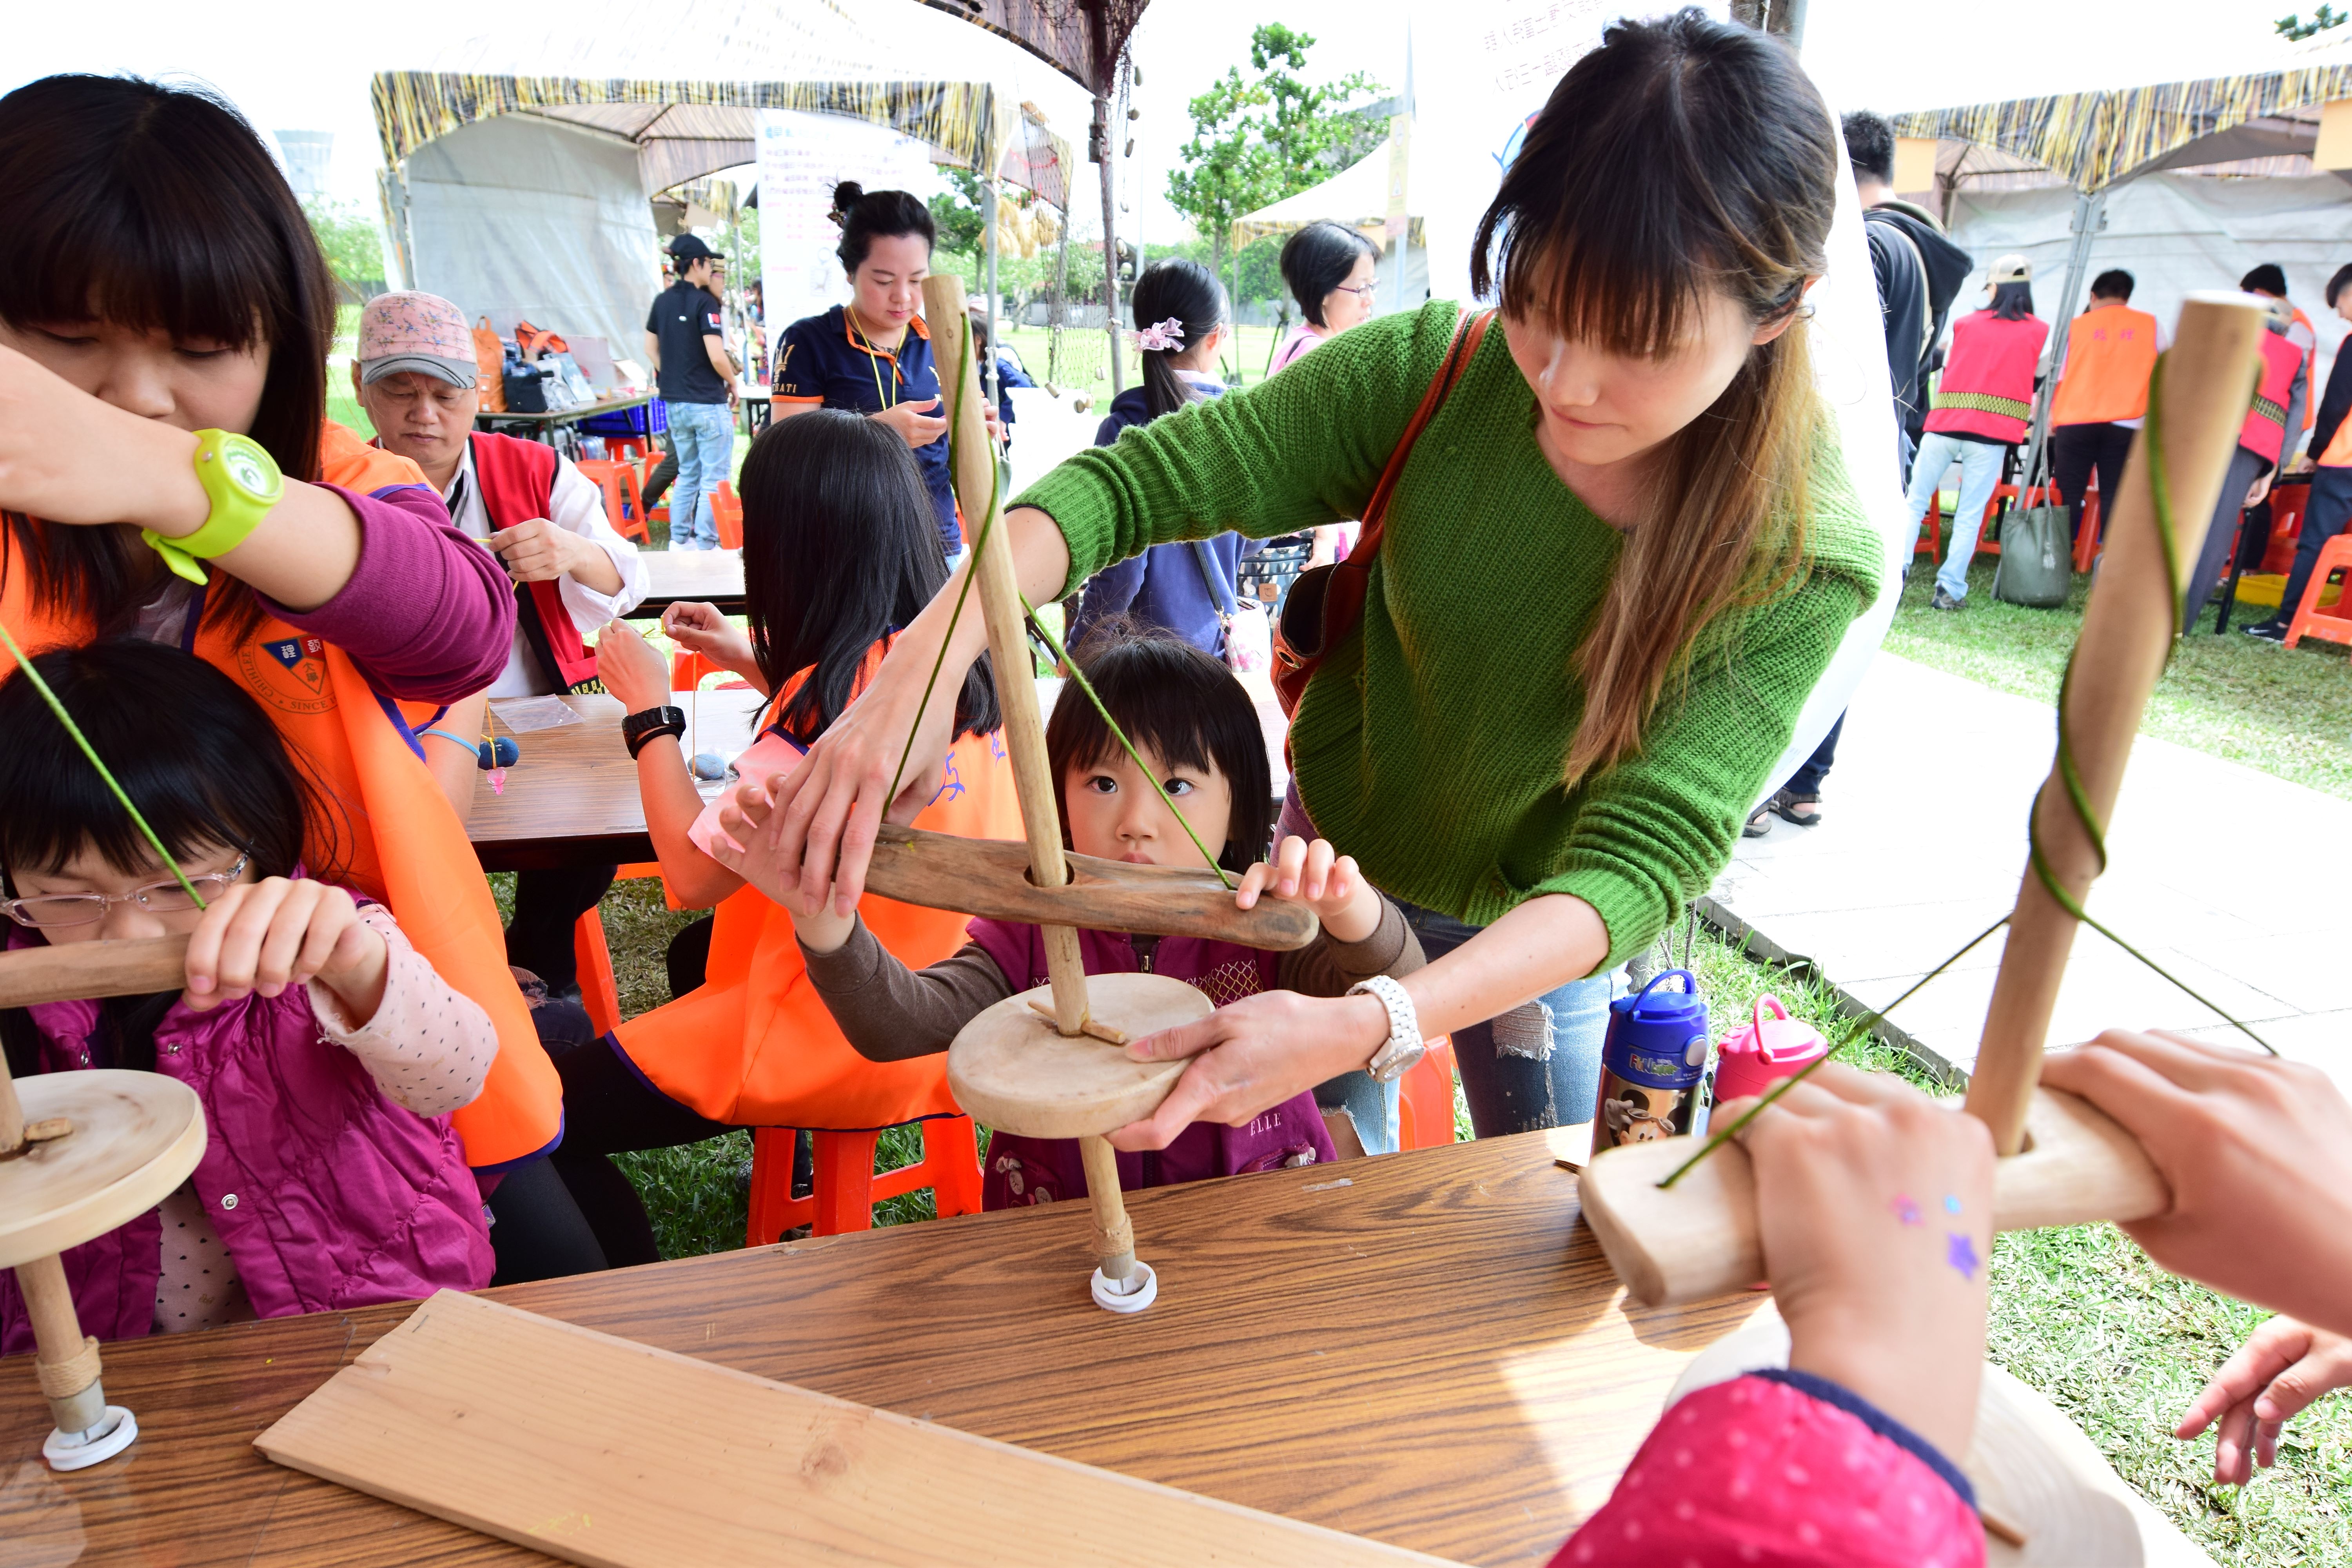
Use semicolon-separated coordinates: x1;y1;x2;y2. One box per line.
0;75;338;644
1470;9;1837;786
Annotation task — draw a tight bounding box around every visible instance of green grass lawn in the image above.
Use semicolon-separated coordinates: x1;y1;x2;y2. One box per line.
1887;554;2352;800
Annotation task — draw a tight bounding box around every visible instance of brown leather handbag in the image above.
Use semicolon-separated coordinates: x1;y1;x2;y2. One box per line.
1271;308;1494;717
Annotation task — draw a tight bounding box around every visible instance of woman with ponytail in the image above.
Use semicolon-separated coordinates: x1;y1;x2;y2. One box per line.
1069;259;1258;658
741;11;1880;1159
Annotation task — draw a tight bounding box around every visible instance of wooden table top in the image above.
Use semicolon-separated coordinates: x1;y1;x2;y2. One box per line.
0;1132;1761;1567
627;549;747;619
473;392;655;430
465;690;765;872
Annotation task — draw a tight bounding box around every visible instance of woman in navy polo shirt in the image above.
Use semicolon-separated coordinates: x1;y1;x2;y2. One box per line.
774;183;970;567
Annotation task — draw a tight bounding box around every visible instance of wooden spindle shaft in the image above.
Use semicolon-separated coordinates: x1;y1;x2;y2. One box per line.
1964;294;2267;1154
16;1252;105;1433
1078;1134;1139;1285
0;934;188;1014
0;1023;22;1156
924;274;1091;1037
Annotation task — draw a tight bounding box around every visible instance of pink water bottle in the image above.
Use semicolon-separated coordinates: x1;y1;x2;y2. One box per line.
1711;995;1829;1103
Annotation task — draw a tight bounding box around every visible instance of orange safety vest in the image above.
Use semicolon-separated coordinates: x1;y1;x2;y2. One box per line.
2239;330;2305;468
613;678;1023;1127
0;421;561;1169
1924;310;2048;444
2049;304;2161;427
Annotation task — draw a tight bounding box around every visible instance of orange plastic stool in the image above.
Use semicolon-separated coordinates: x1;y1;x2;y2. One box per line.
745;1117;985;1245
572;862;668;1037
711;480;744;550
2069;479;2105;574
1914;482;2013;564
2284;532;2352;650
573;458;648;544
1396;1036;1460;1151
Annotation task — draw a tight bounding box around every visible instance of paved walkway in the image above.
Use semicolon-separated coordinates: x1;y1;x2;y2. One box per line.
1706;653;2352;1086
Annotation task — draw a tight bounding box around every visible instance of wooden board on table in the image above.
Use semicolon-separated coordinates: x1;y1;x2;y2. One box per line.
632;550;746;615
256;1289;1452;1568
947;974;1212;1138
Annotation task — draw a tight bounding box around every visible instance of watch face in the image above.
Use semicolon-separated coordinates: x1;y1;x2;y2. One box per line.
224;447;272;495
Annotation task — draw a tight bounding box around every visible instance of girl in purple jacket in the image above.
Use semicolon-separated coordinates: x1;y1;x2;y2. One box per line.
0;641;497;1350
732;629;1425;1205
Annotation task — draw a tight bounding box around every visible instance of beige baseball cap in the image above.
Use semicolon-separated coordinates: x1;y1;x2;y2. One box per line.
1987;254;2033;286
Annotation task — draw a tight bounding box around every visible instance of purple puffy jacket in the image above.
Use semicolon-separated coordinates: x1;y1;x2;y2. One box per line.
0;916;493;1353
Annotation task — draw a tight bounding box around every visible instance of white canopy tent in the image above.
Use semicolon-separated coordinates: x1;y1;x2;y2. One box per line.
373;0;1089;363
1230;136;1430;312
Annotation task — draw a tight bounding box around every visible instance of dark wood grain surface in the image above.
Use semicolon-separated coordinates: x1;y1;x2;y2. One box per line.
464;691;762;872
0;1132;1764;1567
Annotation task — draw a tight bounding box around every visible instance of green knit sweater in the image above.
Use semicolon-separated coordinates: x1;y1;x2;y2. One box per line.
1018;301;1881;969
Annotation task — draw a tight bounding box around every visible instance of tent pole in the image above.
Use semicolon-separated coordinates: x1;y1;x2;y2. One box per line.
2021;187;2107;494
983;179;1000;415
1096;93;1125;394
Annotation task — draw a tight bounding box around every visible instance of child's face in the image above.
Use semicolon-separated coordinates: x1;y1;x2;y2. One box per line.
1062;741;1232;870
6;841;255;945
0;316;268;438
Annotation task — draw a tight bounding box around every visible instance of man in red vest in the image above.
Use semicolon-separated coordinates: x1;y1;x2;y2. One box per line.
2183;298;2306;630
352;292;648;999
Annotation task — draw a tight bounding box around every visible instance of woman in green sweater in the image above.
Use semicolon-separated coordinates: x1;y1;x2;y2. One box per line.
726;11;1882;1151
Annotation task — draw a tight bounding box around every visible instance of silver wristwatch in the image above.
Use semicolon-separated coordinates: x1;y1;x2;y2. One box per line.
1349;974;1427;1084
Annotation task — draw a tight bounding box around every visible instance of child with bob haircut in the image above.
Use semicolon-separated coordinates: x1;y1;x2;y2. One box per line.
0;641;496;1347
718;628;1426;1203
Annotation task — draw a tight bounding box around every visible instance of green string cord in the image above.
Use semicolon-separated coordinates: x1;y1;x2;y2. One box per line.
1019;591;1237;889
887;312;1233;888
1662;346;2275;1189
0;617;209;909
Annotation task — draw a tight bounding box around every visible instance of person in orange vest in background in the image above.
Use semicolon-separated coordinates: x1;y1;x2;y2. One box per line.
2247;261;2352;643
2241;263;2317;441
2049;269;2165;552
2183;298;2307;630
1899;255;2048;609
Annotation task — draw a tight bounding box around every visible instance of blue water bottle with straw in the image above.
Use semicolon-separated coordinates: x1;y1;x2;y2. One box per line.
1593;970;1713;1152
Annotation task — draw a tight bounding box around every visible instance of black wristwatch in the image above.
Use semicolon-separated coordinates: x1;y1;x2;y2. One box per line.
622;705;686;759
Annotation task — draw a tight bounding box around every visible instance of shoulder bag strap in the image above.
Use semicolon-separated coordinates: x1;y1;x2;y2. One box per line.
1347;308;1497;566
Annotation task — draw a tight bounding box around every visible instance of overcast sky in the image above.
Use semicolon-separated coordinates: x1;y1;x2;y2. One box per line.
3;0;2322;244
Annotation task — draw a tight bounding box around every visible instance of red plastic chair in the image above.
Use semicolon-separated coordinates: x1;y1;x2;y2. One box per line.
1396;1037;1460;1151
746;1118;985;1244
2263;482;2310;575
711;480;744;550
1913;482;2014;563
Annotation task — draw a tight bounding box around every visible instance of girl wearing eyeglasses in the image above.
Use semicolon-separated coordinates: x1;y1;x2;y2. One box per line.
0;640;496;1347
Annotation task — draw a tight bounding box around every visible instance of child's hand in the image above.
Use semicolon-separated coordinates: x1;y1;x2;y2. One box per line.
1236;836;1379;942
660;601;759;686
182;878;388;1023
2177;1316;2352;1486
594;619;672;714
706;777;854;950
1734;1063;1995;1466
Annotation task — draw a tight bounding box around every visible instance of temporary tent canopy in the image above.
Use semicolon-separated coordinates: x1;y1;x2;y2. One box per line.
1891;34;2352;472
370;0;1086;361
1230;137;1430;312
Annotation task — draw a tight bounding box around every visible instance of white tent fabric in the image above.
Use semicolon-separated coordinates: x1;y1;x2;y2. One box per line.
1945;172;2352;432
1231;137;1431;315
377;0;1094;360
402;116;660;367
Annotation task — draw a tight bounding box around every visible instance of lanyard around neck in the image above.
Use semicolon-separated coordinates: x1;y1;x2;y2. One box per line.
847;308;903;411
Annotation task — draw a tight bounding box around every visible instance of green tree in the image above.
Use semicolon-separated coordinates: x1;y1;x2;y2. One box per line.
928;168;989;283
1165;25;1383;273
2278;7;2348;39
302;195;385;299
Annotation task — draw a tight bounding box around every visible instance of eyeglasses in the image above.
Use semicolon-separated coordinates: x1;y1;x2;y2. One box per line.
1332;280;1381;299
1;853;249;929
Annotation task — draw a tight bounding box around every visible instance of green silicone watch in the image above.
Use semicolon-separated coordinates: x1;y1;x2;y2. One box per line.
140;430;284;585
